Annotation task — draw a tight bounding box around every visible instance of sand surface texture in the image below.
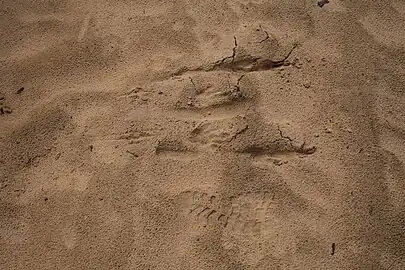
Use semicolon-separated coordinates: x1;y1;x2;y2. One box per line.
1;0;405;269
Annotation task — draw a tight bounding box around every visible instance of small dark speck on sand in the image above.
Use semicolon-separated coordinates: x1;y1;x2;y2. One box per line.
16;87;24;94
318;0;329;7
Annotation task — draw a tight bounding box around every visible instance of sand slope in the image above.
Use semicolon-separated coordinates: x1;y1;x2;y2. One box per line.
1;0;405;269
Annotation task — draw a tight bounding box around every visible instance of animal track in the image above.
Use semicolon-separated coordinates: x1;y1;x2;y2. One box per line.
174;73;248;110
148;25;307;163
87;129;156;144
171;26;297;76
206;43;296;73
155;139;200;160
241;136;316;166
189;116;248;147
117;129;155;143
171;43;296;76
119;87;152;103
180;191;275;235
154;116;248;157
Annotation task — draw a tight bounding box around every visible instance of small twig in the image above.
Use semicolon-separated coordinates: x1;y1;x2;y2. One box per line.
189;77;197;93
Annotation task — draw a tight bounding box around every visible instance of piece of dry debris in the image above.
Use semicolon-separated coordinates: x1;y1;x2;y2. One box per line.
318;0;330;8
0;106;12;115
16;87;24;94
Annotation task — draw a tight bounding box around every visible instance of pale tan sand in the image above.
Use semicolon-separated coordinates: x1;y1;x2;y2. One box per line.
1;0;405;269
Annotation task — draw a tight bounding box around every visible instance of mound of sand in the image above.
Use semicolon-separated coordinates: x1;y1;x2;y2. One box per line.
1;0;405;269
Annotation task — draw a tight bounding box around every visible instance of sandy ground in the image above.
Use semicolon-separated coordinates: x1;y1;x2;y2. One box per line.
1;0;405;269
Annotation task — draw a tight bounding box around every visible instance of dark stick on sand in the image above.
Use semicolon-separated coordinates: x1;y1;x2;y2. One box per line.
318;0;329;7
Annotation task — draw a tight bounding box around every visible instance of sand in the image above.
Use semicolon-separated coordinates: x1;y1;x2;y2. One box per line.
1;0;405;269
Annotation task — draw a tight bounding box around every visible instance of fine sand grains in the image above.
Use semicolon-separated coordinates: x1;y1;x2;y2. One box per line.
1;1;405;269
